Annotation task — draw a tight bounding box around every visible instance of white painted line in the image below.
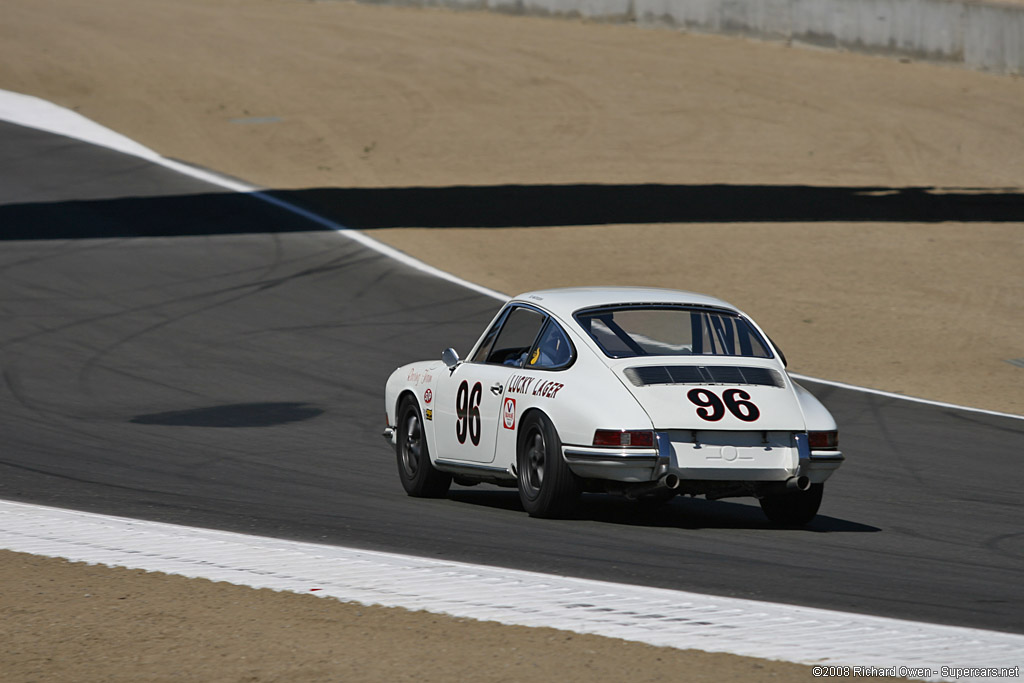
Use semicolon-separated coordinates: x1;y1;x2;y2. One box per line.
0;90;507;303
2;88;1020;421
1;500;1020;681
0;90;157;159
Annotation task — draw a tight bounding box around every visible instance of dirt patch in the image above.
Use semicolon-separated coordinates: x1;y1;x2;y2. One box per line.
0;0;1022;680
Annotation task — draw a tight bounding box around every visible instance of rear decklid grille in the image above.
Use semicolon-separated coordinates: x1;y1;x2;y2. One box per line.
611;359;803;430
624;365;784;389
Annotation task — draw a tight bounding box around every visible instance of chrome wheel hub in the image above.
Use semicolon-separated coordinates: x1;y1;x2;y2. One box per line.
525;430;545;493
401;412;421;477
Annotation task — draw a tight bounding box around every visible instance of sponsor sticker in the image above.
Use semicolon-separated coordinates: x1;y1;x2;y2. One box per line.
502;397;516;430
507;374;565;399
425;408;433;421
423;388;432;404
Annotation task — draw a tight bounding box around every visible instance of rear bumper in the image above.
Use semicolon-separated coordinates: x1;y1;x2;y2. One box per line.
802;450;845;482
563;431;843;484
563;445;659;482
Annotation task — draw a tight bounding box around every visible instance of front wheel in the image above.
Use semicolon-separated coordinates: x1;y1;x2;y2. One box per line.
396;397;451;498
516;412;580;518
759;483;823;525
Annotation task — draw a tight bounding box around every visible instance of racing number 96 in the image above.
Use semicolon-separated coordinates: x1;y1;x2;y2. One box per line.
456;380;482;445
687;388;760;422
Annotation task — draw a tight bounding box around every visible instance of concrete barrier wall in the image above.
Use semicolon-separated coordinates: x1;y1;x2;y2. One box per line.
358;0;1024;74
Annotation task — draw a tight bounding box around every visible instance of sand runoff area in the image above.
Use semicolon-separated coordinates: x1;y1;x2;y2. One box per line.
1;0;1022;680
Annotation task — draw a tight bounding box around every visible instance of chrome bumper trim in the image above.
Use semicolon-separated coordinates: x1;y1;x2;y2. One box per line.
809;451;845;462
563;446;659;467
795;432;811;472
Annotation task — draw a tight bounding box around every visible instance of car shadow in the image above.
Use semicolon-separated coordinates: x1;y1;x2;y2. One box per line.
131;402;324;428
447;488;880;532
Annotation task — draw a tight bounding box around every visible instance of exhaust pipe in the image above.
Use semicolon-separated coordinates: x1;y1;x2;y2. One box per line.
786;475;811;491
624;473;680;500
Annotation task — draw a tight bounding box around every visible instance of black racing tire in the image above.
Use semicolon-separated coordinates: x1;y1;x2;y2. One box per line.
516;412;580;518
759;483;824;526
396;396;451;498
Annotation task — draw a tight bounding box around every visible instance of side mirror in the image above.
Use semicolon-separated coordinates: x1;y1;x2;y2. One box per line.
441;347;461;370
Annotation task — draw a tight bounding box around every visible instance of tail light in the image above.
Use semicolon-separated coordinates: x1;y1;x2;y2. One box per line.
808;430;838;450
593;429;655;448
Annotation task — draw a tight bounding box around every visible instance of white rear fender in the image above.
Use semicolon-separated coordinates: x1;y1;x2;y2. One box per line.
474;324;650;452
531;366;654;447
792;380;838;432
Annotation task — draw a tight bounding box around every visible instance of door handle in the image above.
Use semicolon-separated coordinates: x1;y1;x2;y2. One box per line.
490;383;503;395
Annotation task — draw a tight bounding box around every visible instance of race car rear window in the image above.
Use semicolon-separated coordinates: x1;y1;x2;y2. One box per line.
574;306;773;359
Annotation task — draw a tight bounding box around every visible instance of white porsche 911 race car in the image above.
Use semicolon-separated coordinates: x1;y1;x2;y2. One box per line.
383;287;844;524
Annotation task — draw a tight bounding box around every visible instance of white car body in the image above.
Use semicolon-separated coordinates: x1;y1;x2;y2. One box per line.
384;287;844;523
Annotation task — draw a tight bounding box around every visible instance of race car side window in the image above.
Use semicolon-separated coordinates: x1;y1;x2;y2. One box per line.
524;319;575;370
482;306;547;367
470;307;512;363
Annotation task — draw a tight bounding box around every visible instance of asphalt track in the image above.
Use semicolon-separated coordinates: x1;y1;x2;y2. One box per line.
2;121;1023;635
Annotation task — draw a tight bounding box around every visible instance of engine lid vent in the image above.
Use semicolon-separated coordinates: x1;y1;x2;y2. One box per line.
624;365;784;388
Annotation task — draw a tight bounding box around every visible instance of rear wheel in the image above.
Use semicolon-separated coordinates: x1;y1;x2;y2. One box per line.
396;397;451;498
759;483;823;525
517;412;580;518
